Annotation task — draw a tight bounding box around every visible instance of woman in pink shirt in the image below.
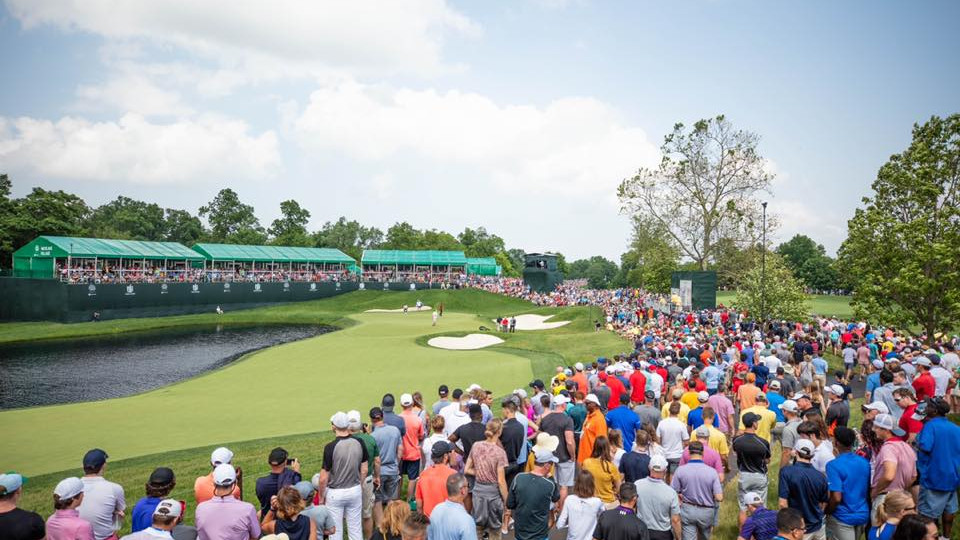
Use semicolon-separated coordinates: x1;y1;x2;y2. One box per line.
47;477;94;540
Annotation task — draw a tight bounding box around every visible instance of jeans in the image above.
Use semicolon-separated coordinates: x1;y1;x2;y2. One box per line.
326;484;362;540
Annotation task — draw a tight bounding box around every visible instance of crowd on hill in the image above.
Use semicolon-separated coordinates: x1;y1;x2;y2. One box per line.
5;288;960;540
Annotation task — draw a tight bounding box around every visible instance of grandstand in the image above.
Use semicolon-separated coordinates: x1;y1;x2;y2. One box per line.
191;243;357;282
360;249;467;282
466;256;502;276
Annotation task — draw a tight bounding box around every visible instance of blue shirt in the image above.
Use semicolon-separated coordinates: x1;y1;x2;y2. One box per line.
778;462;828;533
702;365;722;390
606;406;641;452
868;523;896;540
686;407;718;431
917;416;960;491
812;356;828;375
752;364;769;388
516;414;529;464
825;452;870;526
131;496;162;532
865;373;881;397
766;392;786;422
427;501;478;540
740;507;778;540
743;347;755;367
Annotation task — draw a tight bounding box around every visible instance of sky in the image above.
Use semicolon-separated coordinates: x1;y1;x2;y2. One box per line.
1;0;957;261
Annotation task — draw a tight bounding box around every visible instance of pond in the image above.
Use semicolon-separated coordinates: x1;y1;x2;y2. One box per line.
0;324;334;409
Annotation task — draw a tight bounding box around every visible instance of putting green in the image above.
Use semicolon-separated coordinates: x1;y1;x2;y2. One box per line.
1;310;533;476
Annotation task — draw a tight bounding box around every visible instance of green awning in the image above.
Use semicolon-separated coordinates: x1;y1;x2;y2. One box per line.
361;250;467;266
12;236;205;261
466;257;501;276
191;243;355;264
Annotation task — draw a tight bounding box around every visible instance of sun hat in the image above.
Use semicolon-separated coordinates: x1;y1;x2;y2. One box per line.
153;498;182;519
211;447;234;466
584;394;601;406
213;463;237;486
53;477;84;500
531;433;560;454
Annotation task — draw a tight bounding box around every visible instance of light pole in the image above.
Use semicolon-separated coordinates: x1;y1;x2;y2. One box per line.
760;201;767;327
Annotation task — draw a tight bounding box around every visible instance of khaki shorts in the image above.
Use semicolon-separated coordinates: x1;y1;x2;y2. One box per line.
362;476;374;519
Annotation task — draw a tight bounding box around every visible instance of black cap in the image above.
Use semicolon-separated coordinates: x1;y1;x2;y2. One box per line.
529;379;545;389
268;447;288;465
148;467;175;485
438;385;449;396
430;441;453;459
83;448;108;469
369;407;384;419
645;390;655;400
381;394;395;408
741;412;761;428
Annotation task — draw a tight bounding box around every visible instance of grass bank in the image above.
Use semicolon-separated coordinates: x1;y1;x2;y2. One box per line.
717;291;853;319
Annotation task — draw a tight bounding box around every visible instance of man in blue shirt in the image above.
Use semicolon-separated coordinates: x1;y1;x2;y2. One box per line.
738;491;778;540
825;427;870;540
427;473;478;540
687;391;719;431
702;361;722;395
766;381;787;422
605;393;641;452
778;440;828;538
916;397;960;538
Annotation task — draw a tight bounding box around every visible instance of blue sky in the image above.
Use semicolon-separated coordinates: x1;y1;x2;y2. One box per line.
1;0;957;260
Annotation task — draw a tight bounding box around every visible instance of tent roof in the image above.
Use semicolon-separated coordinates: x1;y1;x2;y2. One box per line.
466;257;498;267
361;250;467;266
13;236;204;260
191;243;355;264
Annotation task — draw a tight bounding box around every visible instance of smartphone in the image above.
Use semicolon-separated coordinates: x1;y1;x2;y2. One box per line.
286;458;296;465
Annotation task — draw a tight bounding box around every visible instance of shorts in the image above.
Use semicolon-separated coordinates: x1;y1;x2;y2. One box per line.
738;472;768;511
401;459;421;480
362;476;374;518
919;486;959;518
667;458;681;475
803;526;825;540
554;461;575;487
376;475;400;502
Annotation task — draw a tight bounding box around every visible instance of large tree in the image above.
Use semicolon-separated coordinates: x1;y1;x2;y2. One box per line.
838;114;960;342
567;256;619;289
382;222;423;250
198;188;266;244
734;252;809;321
162;208;205;245
0;174;16;265
618;216;679;292
268;200;313;246
313;217;383;260
458;227;506;258
618;115;774;270
86;196;166;241
8;187;90;253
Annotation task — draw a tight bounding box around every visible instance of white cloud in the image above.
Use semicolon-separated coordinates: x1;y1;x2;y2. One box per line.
7;0;480;80
292;81;659;197
371;172;396;200
0;113;281;184
75;74;192;117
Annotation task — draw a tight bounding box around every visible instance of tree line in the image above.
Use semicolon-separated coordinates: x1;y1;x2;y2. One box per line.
0;178;525;276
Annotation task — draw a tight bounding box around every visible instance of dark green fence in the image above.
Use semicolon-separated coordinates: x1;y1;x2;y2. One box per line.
670;271;718;310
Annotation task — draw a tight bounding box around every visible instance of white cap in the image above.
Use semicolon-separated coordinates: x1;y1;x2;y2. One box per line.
781;400;799;413
864;401;890;414
53;477;84;500
874;413;896;431
330;411;350;429
584;394;601;406
514;388;528;399
400;393;414;406
697;391;709;402
553;394;570;406
872;359;885;369
533;448;558;464
649;455;669;472
467;384;482;392
794;439;816;459
769;380;781;389
211;447;234;466
605;366;616;374
915;357;932;367
826;384;845;396
743;492;763;506
346;410;362;430
213;463;237;486
575;362;585;371
153;498;182;519
695;425;710;438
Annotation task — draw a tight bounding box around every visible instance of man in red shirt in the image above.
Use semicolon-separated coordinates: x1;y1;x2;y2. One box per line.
414;441;456;516
605;367;626;410
912;357;936;402
894;388;923;443
399;393;426;504
629;363;647;405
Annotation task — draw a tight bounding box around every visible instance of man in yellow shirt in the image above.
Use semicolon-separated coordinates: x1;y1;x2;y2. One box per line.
661;388;690;424
690;407;730;465
680;387;701;412
738;393;777;442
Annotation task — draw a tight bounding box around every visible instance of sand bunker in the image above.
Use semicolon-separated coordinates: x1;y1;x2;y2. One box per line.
492;314;571;331
428;334;504;350
365;306;432;313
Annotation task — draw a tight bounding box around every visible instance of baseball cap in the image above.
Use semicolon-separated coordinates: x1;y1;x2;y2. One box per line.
153;499;182;519
575;362;585;371
793;392;810;401
369;407;384;419
0;473;25;494
400;393;414;407
211;447;234;466
213;463;237;486
431;441;453;459
873;413;897;431
742;412;761;428
697;391;709;402
53;477;84;500
645;390;655;400
794;439;815;459
915;357;932;367
148;467;175;485
584;394;601;406
872;359;885;369
743;491;764;506
83;448;108;469
672;388;684;398
826;384;845;396
381;394;395;407
268;447;289;465
912;402;928;421
649;455;669;472
438;385;449;396
533;448;559;464
781;400;799;413
467;383;482;392
346;410;362;430
769;380;781;389
695;425;710;438
451;388;464;400
863;402;890;414
330;412;350;429
513;388;528;399
554;394;570;406
294;480;316;501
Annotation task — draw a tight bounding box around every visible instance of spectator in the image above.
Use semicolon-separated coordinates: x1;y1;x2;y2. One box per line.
260;486;317;540
740;393;778;443
824;384;850;430
797;420;834;474
399;393;426;506
372;501;410;540
656;401;689;479
371;406;403;525
591;482;650;540
195;464;260;540
733;412;771;527
605;394;641;453
47;477;94;540
0;473;45;540
581;436;622;509
779;400;802;468
690;407;729;468
671;441;723;540
348;410;379;540
773;507;807;540
634;455;681;540
256;448;302;518
448;404;486;468
382;394;407;437
294;481;337;538
633;390;661;430
433;385;451;416
131;467;176;532
778;440;829;539
464;420;508;540
889;514;937;540
498;398;527;487
737;491;777;540
894;390;923;443
402;512;430;540
681;426;725;482
825;426;871;540
871;414;917;520
868;490;916;540
317;411;370;540
537;394;576;505
415;442;457;518
738;373;761;411
427;474;477;540
707;384;736;438
912;358;936;402
661;389;691;424
915;397;960;538
556;470;604;540
505;449;560;540
422;416;448;469
687;392;718;432
577;394;608;464
78;449;126;540
440;390;469;438
120;499;189;540
194;447;240;505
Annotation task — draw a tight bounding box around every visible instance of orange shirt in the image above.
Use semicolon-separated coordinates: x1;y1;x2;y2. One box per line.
577;409;608;463
571;372;589;395
737;383;760;410
401;409;426;462
194;473;240;505
414;464;457;516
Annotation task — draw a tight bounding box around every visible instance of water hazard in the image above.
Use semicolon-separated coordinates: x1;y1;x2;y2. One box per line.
0;324;333;409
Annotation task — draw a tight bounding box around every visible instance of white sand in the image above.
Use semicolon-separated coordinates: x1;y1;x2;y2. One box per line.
365;306;431;313
428;334;505;350
492;314;571;330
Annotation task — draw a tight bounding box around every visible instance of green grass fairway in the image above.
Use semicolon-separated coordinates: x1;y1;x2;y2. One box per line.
717;290;853;318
